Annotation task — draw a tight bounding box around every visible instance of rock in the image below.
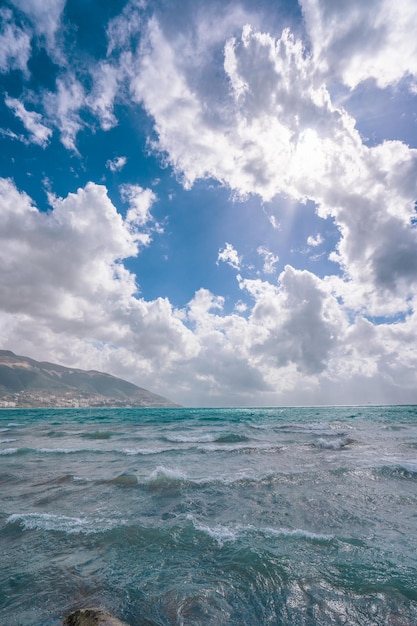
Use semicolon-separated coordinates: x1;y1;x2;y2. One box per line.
63;608;129;626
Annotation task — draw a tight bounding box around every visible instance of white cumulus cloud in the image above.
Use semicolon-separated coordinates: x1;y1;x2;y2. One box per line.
2;177;417;405
0;178;197;382
300;0;417;89
307;233;323;247
217;242;241;270
2;2;417;406
129;16;417;317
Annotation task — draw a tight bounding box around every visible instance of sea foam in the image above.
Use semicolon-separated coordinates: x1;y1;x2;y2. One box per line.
187;516;335;546
6;512;126;534
0;448;19;455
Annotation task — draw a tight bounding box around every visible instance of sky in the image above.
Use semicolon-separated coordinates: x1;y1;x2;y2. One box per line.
1;0;417;407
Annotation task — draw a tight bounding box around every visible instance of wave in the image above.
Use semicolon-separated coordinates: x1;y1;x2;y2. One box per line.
100;473;139;487
0;448;19;455
6;507;336;550
29;467;294;491
376;463;417;480
163;432;250;444
145;466;188;487
33;474;80;487
121;441;278;455
163;433;218;443
187;516;334;545
215;433;250;443
198;443;282;454
122;446;177;456
273;422;348;436
6;512;127;534
138;466;299;491
1;440;281;458
142;465;229;490
0;444;177;457
80;431;115;440
0;446;76;455
37;447;100;454
261;526;334;542
313;436;350;450
0;446;88;456
46;430;70;438
10;446;109;455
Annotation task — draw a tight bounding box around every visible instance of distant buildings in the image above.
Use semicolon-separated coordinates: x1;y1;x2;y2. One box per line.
0;390;141;408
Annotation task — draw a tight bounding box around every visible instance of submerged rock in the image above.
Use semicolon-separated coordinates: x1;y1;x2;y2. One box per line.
63;608;129;626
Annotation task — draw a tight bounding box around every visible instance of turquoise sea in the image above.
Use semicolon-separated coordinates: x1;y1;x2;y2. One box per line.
1;406;417;625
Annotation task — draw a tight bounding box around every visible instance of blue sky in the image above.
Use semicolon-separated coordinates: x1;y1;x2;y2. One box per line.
1;0;417;406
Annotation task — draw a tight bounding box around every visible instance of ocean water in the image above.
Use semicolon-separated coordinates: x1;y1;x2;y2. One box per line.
1;406;417;625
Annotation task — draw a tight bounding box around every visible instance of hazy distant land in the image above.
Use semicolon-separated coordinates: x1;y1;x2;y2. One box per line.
0;350;178;408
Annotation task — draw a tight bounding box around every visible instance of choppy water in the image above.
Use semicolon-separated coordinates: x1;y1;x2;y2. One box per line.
1;406;417;625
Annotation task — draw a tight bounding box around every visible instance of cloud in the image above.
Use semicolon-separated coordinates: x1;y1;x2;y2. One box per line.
120;183;162;246
267;214;280;230
134;21;336;200
234;300;247;313
0;178;197;381
300;0;417;89
9;0;66;62
2;177;417;406
129;15;417;317
257;246;279;274
217;242;241;270
106;0;145;56
88;62;120;131
239;266;345;376
0;178;139;314
42;75;85;152
307;233;323;247
2;2;417;406
0;7;31;74
5;96;52;146
106;156;127;172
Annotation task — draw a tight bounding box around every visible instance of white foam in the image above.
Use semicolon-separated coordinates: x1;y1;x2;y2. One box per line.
0;448;18;455
122;447;173;456
262;526;334;542
187;516;334;545
0;439;17;444
315;437;347;450
197;443;279;453
37;447;96;454
165;433;217;443
6;512;126;534
147;466;188;483
187;516;238;544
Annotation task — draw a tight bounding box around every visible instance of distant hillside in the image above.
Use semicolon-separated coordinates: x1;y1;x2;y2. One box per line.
0;350;178;408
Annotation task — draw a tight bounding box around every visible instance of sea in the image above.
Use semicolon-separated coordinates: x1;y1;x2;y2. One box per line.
1;405;417;626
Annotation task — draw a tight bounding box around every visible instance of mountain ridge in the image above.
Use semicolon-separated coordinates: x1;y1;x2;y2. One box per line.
0;350;178;408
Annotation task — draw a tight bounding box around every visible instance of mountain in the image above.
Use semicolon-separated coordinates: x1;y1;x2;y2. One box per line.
0;350;178;408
